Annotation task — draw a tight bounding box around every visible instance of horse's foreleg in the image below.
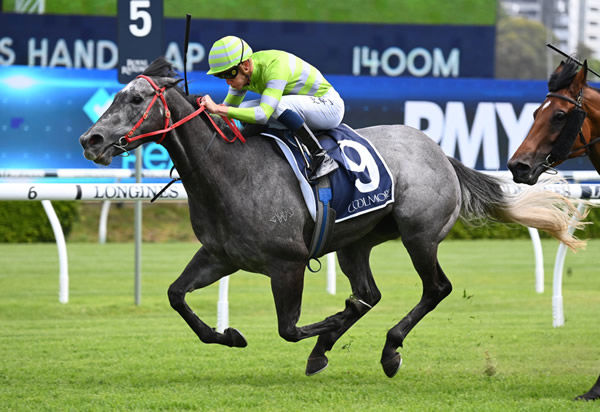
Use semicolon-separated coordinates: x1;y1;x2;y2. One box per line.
381;238;452;378
306;244;381;376
167;247;246;348
270;263;341;343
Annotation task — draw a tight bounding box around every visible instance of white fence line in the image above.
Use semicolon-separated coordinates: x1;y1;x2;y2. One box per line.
2;168;598;182
0;183;187;201
0;168;179;179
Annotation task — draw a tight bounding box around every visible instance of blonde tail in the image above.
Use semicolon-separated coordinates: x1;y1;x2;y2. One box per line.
499;189;588;251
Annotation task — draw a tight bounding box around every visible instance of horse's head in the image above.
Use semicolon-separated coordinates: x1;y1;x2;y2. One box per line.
508;59;588;184
79;57;181;165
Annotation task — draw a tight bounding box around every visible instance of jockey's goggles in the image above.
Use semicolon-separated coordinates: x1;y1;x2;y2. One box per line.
214;39;245;80
214;65;240;80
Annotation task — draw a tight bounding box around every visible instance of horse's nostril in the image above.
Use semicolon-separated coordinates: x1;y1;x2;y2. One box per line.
507;160;535;184
89;134;104;147
80;132;105;150
508;161;530;174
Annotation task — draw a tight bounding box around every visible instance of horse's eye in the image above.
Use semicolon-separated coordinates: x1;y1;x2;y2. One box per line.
131;95;144;104
553;111;566;122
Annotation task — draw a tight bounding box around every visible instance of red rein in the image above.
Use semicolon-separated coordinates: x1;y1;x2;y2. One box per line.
120;74;246;148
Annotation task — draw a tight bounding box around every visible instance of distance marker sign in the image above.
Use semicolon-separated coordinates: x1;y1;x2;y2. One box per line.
117;0;164;83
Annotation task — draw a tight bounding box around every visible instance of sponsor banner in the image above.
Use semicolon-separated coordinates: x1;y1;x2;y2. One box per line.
0;65;594;173
0;13;494;78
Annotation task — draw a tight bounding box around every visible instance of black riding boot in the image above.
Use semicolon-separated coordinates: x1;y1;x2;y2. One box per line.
276;109;338;181
295;123;339;181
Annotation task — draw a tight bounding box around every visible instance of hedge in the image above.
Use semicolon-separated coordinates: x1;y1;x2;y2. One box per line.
0;200;598;242
0;201;80;242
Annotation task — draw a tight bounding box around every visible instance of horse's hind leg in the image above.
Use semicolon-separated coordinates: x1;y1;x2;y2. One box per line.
167;247;246;348
305;243;381;375
381;237;452;377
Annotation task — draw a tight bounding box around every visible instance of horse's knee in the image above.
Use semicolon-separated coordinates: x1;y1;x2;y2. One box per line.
167;283;186;311
278;325;301;342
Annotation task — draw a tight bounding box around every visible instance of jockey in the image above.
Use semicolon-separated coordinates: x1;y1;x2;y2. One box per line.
200;35;343;181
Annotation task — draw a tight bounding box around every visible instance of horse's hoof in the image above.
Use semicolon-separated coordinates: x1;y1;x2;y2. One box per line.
306;355;328;376
224;327;248;348
381;352;402;378
575;391;600;401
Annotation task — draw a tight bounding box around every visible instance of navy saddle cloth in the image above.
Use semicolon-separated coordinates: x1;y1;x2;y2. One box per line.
261;123;395;223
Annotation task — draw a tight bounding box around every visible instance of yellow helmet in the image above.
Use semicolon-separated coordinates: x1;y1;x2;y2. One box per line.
206;36;253;75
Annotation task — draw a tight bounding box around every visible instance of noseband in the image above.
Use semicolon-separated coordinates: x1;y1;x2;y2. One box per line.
116;74;245;151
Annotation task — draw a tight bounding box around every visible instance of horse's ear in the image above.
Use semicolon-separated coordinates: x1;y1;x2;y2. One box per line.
570;59;588;92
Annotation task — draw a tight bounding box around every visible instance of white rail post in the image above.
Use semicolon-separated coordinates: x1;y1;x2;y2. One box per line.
552;202;587;328
41;200;68;303
98;200;111;244
327;253;336;295
527;227;544;293
216;276;230;333
134;148;143;306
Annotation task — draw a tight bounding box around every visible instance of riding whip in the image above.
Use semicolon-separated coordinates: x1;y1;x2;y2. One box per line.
183;13;191;95
546;43;600;78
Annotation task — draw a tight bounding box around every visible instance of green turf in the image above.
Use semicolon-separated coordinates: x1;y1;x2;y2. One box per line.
2;0;497;25
1;239;599;410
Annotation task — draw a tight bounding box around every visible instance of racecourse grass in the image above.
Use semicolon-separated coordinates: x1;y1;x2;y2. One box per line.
1;239;600;411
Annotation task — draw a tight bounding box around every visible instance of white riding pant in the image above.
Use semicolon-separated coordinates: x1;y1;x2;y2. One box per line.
240;88;345;131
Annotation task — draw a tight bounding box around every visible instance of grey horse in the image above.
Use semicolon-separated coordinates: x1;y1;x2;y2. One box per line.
80;58;584;379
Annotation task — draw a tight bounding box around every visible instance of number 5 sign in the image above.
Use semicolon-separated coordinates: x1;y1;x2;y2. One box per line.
117;0;164;83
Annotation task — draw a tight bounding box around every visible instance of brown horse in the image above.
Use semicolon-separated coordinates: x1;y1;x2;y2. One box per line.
508;59;600;184
508;59;600;401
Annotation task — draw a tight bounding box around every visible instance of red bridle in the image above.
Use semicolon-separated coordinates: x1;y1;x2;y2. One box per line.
118;74;245;149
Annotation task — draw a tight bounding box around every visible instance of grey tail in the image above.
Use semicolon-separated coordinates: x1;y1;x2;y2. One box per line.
446;156;508;223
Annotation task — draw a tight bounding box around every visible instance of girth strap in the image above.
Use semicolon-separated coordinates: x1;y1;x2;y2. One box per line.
307;176;336;272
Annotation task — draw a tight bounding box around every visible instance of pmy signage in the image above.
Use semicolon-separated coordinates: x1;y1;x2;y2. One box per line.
0;13;495;78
